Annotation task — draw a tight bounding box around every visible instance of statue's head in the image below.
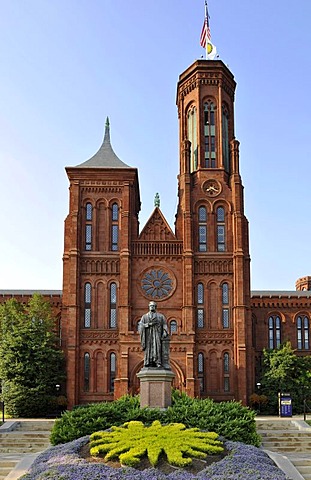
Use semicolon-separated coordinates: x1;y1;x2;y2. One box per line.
149;301;157;312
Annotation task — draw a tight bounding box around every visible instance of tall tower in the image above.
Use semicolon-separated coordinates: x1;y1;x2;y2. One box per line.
62;119;140;408
175;60;253;403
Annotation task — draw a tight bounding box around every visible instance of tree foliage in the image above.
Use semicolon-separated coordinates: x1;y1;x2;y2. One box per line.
0;294;65;417
259;341;311;414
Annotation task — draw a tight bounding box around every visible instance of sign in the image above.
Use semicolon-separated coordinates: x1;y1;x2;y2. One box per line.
278;392;292;417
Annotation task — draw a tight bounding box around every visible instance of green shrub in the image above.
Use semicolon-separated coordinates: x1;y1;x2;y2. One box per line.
50;395;165;445
2;382;58;418
50;392;260;447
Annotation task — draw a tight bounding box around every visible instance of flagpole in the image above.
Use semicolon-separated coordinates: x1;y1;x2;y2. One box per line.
205;1;208;60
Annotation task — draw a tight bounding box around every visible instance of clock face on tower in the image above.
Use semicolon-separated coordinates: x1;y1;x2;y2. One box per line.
203;179;221;197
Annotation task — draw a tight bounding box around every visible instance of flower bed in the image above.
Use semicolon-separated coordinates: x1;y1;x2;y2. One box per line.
20;436;290;480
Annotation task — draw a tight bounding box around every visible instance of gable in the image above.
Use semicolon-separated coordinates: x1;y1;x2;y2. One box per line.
139;208;176;241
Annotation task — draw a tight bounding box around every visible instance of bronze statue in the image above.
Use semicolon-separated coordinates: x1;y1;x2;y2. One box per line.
138;301;169;368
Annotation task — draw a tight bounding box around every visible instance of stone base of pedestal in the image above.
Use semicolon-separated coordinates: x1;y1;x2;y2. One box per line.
137;368;175;409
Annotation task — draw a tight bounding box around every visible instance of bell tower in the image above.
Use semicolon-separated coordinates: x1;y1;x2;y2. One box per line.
175;60;253;403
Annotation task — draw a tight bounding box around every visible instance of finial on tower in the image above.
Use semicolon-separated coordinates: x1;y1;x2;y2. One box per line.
154;193;160;207
104;116;111;144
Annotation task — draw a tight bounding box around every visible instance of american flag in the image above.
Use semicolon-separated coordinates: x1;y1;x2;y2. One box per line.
200;2;211;48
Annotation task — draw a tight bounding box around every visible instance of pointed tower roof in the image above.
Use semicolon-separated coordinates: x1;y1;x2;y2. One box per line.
76;117;130;168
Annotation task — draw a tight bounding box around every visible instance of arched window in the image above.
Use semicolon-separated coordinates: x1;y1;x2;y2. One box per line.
223;352;230;392
222;106;229;172
84;353;90;391
198;206;207;252
187;106;198;172
222;282;229;328
111;203;119;251
109;282;117;328
216;207;226;252
84;283;91;328
197;282;204;328
297;315;310;350
204;101;216;168
85;202;92;251
170;320;177;334
109;352;116;392
268;315;281;349
198;352;205;393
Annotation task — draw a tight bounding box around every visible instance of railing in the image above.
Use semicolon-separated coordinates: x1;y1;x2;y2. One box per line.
132;242;183;256
303;398;311;422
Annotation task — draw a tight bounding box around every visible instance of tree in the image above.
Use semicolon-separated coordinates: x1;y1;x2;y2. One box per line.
259;341;311;414
0;294;65;417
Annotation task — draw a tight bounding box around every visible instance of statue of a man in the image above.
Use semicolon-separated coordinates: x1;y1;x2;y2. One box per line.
138;301;168;368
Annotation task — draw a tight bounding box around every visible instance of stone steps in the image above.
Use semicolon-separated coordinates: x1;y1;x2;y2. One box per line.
15;421;55;431
256;418;311;479
0;460;19;480
291;459;311;480
0;420;54;479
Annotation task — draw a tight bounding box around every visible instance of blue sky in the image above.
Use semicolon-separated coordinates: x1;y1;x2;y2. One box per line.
0;0;310;291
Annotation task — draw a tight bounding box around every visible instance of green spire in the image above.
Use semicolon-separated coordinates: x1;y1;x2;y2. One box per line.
154;193;160;207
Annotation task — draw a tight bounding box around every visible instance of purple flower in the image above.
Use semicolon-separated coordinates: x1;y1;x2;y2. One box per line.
20;437;290;480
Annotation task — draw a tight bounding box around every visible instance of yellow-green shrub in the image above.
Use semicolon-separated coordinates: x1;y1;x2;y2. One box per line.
89;420;223;468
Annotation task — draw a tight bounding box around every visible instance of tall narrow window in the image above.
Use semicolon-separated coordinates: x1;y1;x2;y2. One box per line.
109;282;117;328
170;320;177;334
204;102;216;168
223;352;230;392
187;106;198;172
217;207;226;252
222;282;229;328
84;353;90;391
198;206;207;252
111;203;119;251
85;202;92;251
109;353;116;392
84;283;91;328
268;315;281;349
222;106;229;172
197;282;204;328
297;315;310;350
198;353;205;393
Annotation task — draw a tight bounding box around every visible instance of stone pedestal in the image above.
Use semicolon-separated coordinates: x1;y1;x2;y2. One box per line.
137;368;175;409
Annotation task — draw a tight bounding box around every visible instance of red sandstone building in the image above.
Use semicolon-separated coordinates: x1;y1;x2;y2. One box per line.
1;59;311;409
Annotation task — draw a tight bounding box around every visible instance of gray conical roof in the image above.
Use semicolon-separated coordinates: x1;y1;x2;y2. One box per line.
76;118;130;168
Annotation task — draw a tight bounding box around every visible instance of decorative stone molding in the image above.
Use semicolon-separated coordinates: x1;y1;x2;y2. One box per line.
194;259;233;274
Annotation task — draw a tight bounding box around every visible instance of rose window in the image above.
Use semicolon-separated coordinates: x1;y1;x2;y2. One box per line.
141;269;173;299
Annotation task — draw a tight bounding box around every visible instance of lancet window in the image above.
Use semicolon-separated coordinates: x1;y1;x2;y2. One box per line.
204;101;216;168
84;282;91;328
85;202;92;251
268;315;281;349
111;203;119;251
198;206;207;252
297;315;310;350
187;106;198;172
